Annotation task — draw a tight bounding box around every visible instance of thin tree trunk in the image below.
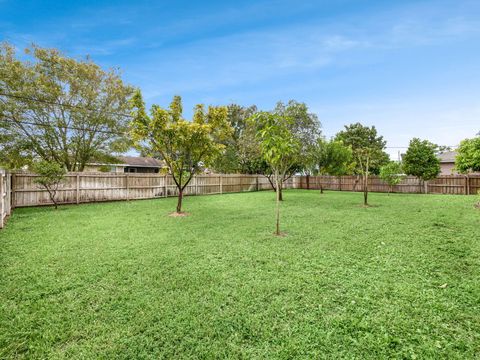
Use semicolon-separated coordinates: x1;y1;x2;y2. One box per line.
47;188;58;209
176;189;183;213
363;175;368;206
363;157;370;206
278;185;283;201
275;172;280;236
320;184;324;194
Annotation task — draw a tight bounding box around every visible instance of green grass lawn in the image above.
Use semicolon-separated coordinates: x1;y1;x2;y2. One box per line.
1;190;479;359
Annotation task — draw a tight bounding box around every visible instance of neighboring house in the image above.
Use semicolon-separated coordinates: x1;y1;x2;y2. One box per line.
438;151;458;175
84;156;165;173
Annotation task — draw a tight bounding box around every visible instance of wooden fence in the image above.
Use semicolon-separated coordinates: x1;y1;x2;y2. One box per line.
10;173;293;208
0;172;479;229
296;175;480;195
0;170;12;229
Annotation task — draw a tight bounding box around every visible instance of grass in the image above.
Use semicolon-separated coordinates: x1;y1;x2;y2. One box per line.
1;190;479;359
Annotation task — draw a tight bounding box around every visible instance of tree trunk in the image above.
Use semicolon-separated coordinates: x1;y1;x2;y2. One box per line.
320;184;324;194
176;189;183;213
278;186;283;201
275;172;280;236
363;174;369;206
47;188;58;209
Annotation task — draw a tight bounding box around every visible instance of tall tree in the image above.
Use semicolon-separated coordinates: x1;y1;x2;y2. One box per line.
455;136;480;173
403;138;440;190
0;43;133;170
335;123;388;206
130;91;231;214
250;112;300;235
210;104;262;173
313;139;353;193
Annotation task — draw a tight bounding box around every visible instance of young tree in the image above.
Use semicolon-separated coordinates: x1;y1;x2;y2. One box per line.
379;161;405;194
0;42;133;170
313;139;353;193
335;123;388;206
403;138;440;191
263;100;322;200
130;91;231;214
250;112;300;235
32;161;66;209
455;136;480;173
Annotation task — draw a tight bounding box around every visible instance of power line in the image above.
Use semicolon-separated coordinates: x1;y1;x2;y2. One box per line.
0;117;128;136
1;118;458;149
0;92;134;119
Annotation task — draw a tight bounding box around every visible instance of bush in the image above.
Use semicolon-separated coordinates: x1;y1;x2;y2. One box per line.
32;161;66;209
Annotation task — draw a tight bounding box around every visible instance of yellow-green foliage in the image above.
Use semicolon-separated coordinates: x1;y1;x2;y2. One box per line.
129;90;231;211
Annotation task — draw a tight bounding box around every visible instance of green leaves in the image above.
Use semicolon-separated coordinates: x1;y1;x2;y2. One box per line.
0;42;134;170
249;112;300;173
379;161;405;187
455;136;480;173
403;138;440;181
335;123;389;175
32;161;66;186
129;92;231;192
315;139;353;176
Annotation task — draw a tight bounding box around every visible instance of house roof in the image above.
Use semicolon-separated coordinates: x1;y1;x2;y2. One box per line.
118;156;164;168
437;151;457;163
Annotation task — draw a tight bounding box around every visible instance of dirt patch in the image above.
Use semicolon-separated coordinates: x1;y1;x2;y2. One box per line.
273;231;288;237
168;212;190;217
475;202;480;210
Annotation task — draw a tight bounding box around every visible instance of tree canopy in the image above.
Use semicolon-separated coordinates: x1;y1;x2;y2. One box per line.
130;90;231;213
0;42;133;170
334;122;389;175
32;160;66;209
335;122;389;205
379;161;405;193
403;138;440;181
210;104;264;174
314;139;353;176
455;136;480;173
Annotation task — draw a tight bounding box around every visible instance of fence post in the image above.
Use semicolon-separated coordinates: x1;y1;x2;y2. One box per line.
339;176;342;191
11;173;15;209
306;175;310;190
424;180;428;194
164;175;168;197
126;173;130;201
466;175;470;195
76;174;80;204
195;176;198;195
256;175;259;191
220;175;223;194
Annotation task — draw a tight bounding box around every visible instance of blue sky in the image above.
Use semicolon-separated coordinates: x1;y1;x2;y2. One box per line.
1;0;479;158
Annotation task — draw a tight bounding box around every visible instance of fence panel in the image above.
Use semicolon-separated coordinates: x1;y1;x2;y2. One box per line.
11;173;274;208
295;175;479;195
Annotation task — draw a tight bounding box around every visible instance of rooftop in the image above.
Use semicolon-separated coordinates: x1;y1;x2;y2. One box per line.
437;151;457;163
118;156;164;168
